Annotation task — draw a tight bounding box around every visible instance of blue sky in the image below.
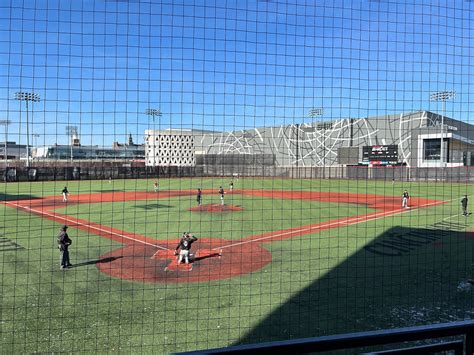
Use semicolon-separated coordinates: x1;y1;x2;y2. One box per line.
0;0;473;146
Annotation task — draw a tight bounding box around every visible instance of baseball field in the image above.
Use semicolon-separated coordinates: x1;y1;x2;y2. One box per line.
1;177;473;353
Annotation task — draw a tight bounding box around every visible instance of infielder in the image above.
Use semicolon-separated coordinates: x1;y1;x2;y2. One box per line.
402;190;410;208
62;186;69;202
197;188;202;206
174;233;198;264
219;186;225;205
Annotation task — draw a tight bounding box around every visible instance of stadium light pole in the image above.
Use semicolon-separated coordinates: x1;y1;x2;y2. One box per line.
65;126;78;163
308;108;324;166
15;91;40;168
430;91;456;168
145;108;162;166
33;134;40;159
0;120;11;168
33;133;40;148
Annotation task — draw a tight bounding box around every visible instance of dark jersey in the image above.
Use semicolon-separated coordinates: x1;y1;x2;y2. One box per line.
57;231;72;251
62;187;69;194
197;191;202;200
462;197;468;207
403;192;409;199
176;235;197;251
219;188;224;197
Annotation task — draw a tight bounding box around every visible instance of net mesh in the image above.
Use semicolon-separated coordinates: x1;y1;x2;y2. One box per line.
1;0;474;353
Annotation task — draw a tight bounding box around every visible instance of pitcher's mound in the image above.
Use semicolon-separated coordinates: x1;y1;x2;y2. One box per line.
189;204;243;213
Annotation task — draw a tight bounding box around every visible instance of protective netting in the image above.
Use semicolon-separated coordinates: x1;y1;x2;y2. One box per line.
2;0;474;353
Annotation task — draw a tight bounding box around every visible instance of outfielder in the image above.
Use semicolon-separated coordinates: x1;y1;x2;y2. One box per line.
174;233;198;264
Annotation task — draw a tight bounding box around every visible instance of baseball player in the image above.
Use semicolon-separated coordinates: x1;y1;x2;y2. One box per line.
153;179;159;192
62;186;69;202
174;232;198;264
219;186;225;205
197;188;202;206
229;181;234;192
402;190;410;209
57;225;72;270
462;195;469;216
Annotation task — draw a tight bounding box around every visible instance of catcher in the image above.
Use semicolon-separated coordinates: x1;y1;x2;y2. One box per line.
174;232;198;264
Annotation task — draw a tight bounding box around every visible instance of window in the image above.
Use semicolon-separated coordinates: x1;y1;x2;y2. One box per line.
423;138;449;161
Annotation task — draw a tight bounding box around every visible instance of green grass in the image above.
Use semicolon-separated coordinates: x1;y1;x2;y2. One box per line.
1;177;474;353
54;194;371;241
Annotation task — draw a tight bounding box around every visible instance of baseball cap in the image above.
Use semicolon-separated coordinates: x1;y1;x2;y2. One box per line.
61;225;68;230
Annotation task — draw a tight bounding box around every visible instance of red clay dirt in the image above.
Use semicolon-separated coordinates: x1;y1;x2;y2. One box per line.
188;204;243;212
96;238;272;283
4;189;443;284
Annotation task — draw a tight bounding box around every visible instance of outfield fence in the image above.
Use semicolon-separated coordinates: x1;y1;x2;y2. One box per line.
3;164;474;182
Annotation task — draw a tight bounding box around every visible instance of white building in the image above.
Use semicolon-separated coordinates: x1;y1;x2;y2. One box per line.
145;129;196;167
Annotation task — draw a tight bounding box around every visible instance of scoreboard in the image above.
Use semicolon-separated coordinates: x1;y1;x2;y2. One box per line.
362;145;399;165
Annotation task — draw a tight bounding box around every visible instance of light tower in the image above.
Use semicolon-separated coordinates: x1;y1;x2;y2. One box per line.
430;91;456;167
308;107;324;166
145;108;162;166
0;120;11;167
65;126;78;162
14;91;40;167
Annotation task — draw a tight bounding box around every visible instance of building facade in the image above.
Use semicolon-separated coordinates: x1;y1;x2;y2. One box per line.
145;111;474;168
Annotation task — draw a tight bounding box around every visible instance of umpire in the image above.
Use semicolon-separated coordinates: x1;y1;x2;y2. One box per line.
462;195;469;216
57;225;72;270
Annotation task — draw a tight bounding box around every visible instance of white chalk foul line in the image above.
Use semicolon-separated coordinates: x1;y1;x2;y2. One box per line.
7;202;170;251
214;199;446;251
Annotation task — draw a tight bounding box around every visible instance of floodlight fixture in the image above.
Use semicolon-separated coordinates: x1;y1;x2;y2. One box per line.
308;108;324;118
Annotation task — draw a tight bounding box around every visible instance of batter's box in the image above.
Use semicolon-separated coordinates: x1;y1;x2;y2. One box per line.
154;248;222;271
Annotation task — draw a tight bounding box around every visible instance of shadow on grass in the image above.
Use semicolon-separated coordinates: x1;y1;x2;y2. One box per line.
236;220;474;345
71;256;123;268
135;203;171;210
0;193;42;202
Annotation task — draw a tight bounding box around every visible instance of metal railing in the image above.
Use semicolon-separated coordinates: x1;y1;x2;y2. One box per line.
180;320;474;354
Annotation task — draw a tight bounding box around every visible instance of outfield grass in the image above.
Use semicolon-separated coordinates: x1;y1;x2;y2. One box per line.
1;177;474;353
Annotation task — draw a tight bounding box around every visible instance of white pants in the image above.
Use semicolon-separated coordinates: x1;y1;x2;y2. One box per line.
62;193;68;202
178;250;190;264
402;197;408;208
220;196;224;205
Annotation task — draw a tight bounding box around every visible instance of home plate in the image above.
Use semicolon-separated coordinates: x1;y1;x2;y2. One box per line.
165;259;194;271
160;248;222;272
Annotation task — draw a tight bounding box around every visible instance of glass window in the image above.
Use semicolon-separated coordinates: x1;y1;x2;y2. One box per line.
423;138;449;161
423;139;440;161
